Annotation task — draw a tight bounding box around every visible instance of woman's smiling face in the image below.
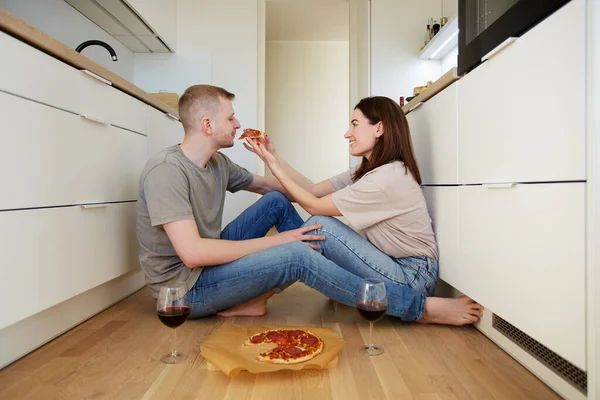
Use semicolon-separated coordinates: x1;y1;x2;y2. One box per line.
344;108;382;159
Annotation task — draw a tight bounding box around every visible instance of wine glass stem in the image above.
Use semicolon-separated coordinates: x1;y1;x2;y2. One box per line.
369;321;374;349
171;327;177;356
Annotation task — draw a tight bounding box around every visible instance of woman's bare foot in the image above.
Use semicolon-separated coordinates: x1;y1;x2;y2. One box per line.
216;290;274;318
418;296;484;326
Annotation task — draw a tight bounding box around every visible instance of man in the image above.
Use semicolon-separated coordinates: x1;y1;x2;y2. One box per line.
137;84;319;317
137;84;484;325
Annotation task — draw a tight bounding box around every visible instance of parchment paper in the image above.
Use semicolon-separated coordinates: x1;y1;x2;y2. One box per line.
200;323;345;377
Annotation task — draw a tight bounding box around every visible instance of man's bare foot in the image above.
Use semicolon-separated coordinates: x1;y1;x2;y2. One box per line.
216;290;274;318
418;296;484;326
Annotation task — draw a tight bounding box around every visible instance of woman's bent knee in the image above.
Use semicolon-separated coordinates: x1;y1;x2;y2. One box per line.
304;215;346;232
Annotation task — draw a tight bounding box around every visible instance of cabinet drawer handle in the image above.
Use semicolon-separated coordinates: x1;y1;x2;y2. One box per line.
80;114;108;125
165;113;179;121
408;102;423;113
80;204;108;209
483;183;516;189
481;37;518;63
81;69;112;86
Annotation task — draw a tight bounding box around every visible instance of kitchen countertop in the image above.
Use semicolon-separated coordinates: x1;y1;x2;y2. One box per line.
402;68;461;114
0;9;179;118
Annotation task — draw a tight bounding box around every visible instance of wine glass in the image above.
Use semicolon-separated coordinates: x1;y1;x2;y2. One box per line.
157;282;191;364
356;278;388;356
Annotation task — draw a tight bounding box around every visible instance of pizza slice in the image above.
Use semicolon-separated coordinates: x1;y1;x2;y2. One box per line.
239;128;265;140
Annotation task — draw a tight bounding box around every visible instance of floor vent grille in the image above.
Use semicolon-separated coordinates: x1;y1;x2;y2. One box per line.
492;314;587;395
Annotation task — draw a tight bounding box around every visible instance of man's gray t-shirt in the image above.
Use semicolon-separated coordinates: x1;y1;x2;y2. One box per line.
137;145;254;298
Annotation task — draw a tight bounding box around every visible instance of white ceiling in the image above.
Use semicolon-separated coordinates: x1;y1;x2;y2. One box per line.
266;0;349;42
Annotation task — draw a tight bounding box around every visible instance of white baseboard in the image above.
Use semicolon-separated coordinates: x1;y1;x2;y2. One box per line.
0;269;146;370
435;280;586;400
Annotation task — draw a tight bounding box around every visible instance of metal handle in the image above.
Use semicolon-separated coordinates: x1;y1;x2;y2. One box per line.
482;37;518;63
80;114;107;125
165;113;179;121
408;102;424;113
79;204;108;209
81;69;112;86
483;183;516;189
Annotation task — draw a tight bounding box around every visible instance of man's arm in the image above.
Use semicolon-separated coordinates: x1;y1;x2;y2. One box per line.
163;220;325;268
244;174;288;196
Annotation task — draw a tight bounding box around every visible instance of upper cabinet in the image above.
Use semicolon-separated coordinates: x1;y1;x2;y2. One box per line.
456;0;585;184
64;0;177;53
124;0;177;51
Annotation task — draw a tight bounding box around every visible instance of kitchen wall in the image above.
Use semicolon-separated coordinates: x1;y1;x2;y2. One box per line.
370;0;456;101
0;0;135;81
441;46;459;72
134;0;261;226
265;0;350;220
265;40;350;185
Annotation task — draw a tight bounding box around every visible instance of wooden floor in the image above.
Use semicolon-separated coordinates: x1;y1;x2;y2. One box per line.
0;284;560;400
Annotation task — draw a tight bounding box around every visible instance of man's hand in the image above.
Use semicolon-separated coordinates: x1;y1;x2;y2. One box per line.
274;223;325;250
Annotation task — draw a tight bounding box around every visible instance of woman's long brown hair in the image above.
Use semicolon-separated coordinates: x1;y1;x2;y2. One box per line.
352;96;422;185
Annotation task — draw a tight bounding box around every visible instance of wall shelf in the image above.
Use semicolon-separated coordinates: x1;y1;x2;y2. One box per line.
419;15;458;60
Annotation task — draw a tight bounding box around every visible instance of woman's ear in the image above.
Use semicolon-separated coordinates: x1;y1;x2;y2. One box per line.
375;122;384;138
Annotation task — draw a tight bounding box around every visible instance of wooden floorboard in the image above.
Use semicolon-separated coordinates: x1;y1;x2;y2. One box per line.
0;284;561;400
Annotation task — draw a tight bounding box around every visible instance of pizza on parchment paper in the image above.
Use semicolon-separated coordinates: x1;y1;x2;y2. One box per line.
244;329;323;364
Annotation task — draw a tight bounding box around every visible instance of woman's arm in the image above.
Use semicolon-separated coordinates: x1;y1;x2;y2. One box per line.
246;138;342;216
243;134;337;198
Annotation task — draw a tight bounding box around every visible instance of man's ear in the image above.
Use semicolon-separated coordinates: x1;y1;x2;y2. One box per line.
200;117;212;134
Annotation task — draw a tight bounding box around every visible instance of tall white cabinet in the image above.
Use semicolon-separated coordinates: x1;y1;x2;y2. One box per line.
401;1;588;399
0;28;183;369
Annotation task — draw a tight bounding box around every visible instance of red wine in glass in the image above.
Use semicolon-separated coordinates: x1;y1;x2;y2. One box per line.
158;306;191;328
157;282;191;364
357;301;387;322
356;279;388;356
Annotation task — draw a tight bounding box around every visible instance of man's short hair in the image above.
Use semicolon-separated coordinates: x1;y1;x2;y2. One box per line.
178;85;235;132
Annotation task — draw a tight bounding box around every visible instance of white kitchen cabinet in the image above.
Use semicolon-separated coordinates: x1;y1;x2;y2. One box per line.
0;32;148;135
147;106;184;157
456;182;586;370
422;186;458;282
0;27;150;369
408;82;458;185
0;202;139;330
0;91;146;211
456;0;585;184
125;0;177;52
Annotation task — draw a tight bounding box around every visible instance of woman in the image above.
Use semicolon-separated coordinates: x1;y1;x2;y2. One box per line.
245;96;483;325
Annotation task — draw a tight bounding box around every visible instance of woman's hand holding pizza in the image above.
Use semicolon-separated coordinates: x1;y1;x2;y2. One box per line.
246;138;281;175
243;132;276;155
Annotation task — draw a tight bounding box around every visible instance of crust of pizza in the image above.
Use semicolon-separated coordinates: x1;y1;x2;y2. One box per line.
256;338;323;364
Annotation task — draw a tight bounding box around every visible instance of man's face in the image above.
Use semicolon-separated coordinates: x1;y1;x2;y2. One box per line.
211;98;240;148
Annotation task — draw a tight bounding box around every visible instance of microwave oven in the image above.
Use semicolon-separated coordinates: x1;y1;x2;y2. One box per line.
458;0;571;75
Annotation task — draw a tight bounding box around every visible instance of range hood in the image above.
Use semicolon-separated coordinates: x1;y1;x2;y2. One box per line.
64;0;172;53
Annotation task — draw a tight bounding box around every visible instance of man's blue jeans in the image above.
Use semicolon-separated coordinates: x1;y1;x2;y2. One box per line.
186;191;433;321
